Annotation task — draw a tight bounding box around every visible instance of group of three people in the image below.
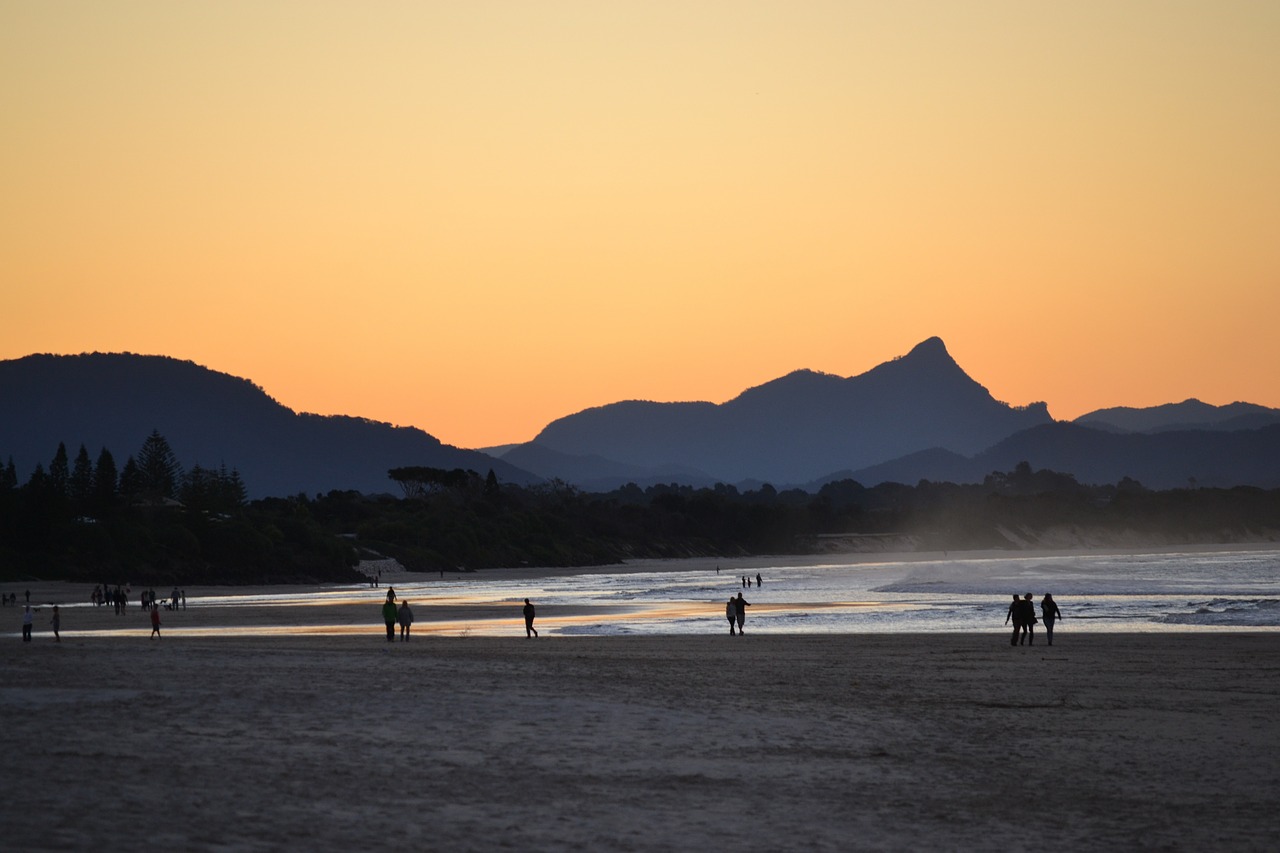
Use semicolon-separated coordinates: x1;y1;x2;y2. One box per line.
1006;593;1062;646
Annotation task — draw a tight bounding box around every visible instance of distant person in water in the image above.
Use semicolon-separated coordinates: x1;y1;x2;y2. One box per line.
726;597;737;635
50;605;60;642
397;600;414;641
523;598;538;638
1040;594;1062;645
1005;594;1022;646
756;573;763;588
381;597;398;642
150;606;161;639
733;592;750;634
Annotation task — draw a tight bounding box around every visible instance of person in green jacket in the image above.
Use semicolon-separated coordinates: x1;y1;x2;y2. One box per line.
381;596;398;642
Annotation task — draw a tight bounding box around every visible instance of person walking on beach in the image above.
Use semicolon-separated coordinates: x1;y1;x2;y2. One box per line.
1005;594;1022;646
22;605;34;642
1041;594;1062;645
523;598;538;638
756;573;763;588
150;605;161;639
733;592;750;635
397;600;414;642
726;597;737;635
1020;594;1037;645
50;605;60;642
381;597;398;642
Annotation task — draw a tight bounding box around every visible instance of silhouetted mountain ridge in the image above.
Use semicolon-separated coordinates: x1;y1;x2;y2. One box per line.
526;337;1051;484
1076;399;1280;433
842;422;1280;490
0;353;538;497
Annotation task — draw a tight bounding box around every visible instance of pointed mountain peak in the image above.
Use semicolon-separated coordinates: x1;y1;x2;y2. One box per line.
902;336;953;363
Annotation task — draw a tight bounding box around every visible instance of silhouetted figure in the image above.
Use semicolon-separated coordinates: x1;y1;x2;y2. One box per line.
726;597;736;635
741;576;746;588
25;589;30;604
386;587;396;603
733;593;751;634
398;600;414;641
756;573;762;588
150;606;161;639
523;598;538;637
1005;594;1022;646
1020;594;1037;645
1041;594;1062;645
22;605;34;642
50;605;60;642
381;598;397;642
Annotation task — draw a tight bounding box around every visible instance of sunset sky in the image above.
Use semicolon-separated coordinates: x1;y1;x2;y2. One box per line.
4;1;1278;449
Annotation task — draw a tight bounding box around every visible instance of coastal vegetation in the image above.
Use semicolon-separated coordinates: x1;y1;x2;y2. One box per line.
3;434;1278;586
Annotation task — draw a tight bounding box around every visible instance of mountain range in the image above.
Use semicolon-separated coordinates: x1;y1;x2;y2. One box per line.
0;353;538;498
3;340;1279;496
493;338;1280;490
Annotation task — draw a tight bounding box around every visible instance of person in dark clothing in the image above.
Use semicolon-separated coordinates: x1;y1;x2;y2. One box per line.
1005;594;1022;646
523;598;538;638
1020;594;1037;645
726;597;737;635
733;593;750;634
381;598;397;642
1041;594;1063;645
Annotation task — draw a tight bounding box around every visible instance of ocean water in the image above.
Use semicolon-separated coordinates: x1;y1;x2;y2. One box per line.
380;548;1280;636
61;548;1280;638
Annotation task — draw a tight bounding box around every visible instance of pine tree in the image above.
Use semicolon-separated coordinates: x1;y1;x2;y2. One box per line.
93;448;118;509
119;456;143;501
135;430;183;501
0;456;17;491
220;464;247;509
49;442;70;498
70;444;95;513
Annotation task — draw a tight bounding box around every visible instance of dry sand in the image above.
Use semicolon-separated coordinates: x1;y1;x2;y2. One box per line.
2;591;1279;852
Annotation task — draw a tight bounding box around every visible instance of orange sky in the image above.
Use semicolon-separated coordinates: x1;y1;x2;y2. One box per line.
3;1;1278;449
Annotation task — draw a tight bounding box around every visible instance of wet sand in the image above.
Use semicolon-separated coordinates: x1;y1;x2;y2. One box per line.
2;624;1278;851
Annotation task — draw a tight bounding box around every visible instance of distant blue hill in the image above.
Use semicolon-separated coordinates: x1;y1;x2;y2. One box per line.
1075;399;1280;434
839;422;1280;490
499;442;718;491
0;353;539;498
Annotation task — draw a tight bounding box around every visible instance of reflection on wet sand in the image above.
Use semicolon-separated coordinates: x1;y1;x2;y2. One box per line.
48;596;883;639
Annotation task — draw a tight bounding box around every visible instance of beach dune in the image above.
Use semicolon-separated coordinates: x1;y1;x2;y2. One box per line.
2;626;1278;851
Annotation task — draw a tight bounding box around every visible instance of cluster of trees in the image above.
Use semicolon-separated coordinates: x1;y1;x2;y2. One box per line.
1;432;356;585
3;442;1278;585
283;463;1280;574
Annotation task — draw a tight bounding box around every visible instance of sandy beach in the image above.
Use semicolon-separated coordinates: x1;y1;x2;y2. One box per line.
3;587;1278;852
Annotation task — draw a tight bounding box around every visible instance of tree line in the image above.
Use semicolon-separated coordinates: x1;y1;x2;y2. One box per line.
3;440;1278;585
1;431;353;585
